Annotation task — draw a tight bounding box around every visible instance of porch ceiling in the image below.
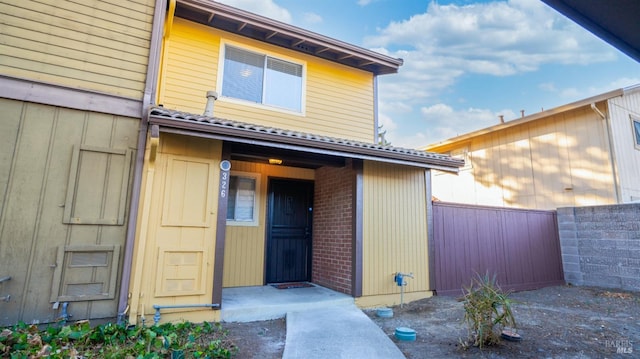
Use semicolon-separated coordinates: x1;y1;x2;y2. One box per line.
174;0;403;75
148;106;464;172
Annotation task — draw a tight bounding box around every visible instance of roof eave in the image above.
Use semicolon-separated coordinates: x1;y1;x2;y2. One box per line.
424;88;625;151
175;0;403;75
147;109;462;172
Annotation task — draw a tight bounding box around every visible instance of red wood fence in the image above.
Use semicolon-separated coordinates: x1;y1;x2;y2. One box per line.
432;202;565;296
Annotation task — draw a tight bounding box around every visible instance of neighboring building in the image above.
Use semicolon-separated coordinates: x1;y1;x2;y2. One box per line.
425;86;640;210
123;0;462;326
0;0;163;326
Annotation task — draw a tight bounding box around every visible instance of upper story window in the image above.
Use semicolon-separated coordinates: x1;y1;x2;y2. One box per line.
222;45;303;113
632;116;640;150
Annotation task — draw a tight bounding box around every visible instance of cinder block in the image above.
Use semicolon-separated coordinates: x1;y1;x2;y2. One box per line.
562;254;580;264
576;230;602;239
561;246;579;255
601;231;630;240
564;271;583;284
620;277;640;291
583;274;621;288
562;262;581;273
559;230;577;240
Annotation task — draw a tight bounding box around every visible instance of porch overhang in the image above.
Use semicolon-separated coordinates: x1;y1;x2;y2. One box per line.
148;107;464;172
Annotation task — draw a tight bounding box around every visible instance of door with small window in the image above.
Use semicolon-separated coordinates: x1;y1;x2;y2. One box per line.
265;179;313;283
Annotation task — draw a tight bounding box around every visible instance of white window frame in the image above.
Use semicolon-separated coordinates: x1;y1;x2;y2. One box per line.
631;115;640;151
226;171;261;227
217;40;306;116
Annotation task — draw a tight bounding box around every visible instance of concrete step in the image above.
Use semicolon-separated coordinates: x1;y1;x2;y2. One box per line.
221;284;354;323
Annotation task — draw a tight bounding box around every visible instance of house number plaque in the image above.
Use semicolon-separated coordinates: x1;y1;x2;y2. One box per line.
219;160;231;198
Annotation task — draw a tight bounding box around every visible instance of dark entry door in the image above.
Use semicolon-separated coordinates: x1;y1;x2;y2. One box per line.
266;179;313;283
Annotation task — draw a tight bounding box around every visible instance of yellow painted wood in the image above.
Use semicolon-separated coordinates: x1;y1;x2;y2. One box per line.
159;18;375;142
223;161;315;287
430;106;617;210
128;134;222;326
355;290;433;309
361;161;429;298
0;99;139;326
0;0;154;99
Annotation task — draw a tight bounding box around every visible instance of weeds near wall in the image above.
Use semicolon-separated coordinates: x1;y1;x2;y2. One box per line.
0;320;237;358
462;272;517;348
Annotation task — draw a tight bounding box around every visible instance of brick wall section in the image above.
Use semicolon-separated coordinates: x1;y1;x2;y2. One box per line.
312;165;354;295
557;203;640;291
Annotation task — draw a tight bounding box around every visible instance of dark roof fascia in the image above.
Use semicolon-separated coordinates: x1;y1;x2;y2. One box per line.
148;107;463;172
175;0;403;75
541;0;640;63
424;88;625;151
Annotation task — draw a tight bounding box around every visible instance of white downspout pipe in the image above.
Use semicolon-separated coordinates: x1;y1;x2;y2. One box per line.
591;102;621;203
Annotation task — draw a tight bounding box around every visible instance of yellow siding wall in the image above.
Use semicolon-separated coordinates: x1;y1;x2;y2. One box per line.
159;18;375;142
0;0;154;99
608;89;640;202
361;161;430;302
431;106;616;210
129;134;221;324
223;161;314;287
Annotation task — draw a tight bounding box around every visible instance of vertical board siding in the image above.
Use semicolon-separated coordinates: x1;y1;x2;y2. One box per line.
0;99;139;326
431;105;616;210
0;0;154;99
433;202;564;296
160;19;375;143
608;90;640;202
132;134;220;314
362;162;429;297
223;161;314;287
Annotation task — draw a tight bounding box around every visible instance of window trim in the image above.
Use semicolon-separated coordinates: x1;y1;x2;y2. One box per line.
217;40;306;116
631;115;640;151
226;171;261;227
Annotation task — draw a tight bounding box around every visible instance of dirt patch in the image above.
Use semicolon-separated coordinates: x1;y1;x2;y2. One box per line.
223;318;286;358
366;285;639;358
223;285;639;358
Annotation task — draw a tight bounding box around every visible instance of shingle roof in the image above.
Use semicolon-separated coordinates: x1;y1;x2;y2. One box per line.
148;106;463;171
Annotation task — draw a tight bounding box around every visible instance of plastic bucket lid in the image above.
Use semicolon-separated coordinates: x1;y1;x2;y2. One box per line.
376;307;393;318
395;327;416;341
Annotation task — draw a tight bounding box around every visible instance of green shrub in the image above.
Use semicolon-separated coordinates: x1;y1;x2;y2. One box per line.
462;272;517;348
0;320;237;358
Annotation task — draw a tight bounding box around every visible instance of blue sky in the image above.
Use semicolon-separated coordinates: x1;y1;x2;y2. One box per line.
218;0;640;148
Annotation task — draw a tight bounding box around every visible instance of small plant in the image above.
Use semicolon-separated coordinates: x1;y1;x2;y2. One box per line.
462;272;516;348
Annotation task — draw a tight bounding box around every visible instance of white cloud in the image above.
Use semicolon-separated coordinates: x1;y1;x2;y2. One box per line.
303;12;323;25
357;0;372;6
367;0;617;108
217;0;292;23
384;104;518;148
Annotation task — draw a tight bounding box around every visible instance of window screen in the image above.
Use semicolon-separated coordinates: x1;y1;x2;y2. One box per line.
222;45;303;112
227;175;257;222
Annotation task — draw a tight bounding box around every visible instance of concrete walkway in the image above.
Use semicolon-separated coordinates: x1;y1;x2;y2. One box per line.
221;285;405;358
283;304;405;359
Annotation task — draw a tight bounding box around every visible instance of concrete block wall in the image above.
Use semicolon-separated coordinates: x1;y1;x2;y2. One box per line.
557;203;640;291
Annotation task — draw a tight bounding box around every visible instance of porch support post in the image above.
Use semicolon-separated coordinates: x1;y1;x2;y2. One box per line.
352;159;364;297
425;169;436;293
212;142;231;306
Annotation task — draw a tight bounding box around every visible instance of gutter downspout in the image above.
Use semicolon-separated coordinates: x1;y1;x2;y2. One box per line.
373;75;379;144
117;0;168;324
591;102;621;203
